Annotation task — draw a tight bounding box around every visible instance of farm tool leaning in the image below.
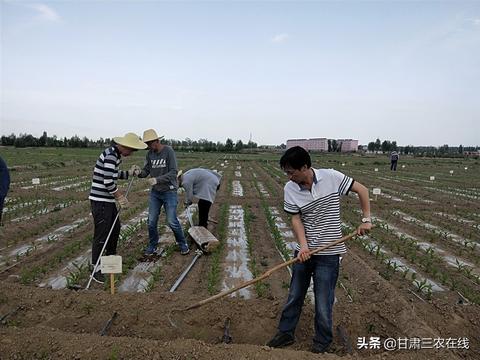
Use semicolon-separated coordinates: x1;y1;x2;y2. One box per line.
85;176;135;290
168;206;220;292
168;229;359;327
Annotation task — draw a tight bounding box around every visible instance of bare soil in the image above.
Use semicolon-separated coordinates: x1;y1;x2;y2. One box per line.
1;155;478;359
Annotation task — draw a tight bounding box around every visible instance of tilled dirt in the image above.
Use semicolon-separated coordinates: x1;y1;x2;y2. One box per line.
1;156;479;359
0;253;468;360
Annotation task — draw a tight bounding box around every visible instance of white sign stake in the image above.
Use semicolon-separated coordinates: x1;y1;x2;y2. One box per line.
372;188;381;201
101;255;122;294
32;178;40;185
449;170;454;176
430;176;435;181
374;168;378;172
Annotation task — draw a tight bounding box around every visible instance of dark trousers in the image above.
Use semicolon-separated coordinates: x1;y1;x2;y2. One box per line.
198;199;212;228
278;253;340;350
390;160;398;171
91;200;120;267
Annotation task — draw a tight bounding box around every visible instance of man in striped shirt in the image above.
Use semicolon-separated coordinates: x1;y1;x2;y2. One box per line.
267;146;372;353
88;133;146;283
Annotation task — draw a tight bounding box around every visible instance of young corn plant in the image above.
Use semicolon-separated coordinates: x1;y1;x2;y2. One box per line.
66;262;89;288
413;278;433;297
262;203;291;262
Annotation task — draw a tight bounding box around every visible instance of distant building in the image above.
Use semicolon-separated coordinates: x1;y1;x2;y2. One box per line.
286;138;358;152
286;138;328;151
286;138;308;150
337;139;359;152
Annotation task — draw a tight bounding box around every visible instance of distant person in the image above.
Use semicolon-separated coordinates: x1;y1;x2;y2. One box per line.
88;133;146;283
0;156;11;226
390;151;399;171
267;146;372;354
138;129;190;256
178;168;222;228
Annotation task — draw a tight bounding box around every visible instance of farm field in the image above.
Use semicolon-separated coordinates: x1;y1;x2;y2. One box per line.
0;146;479;359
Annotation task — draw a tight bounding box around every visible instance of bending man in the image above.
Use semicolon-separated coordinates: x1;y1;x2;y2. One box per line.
178;168;222;228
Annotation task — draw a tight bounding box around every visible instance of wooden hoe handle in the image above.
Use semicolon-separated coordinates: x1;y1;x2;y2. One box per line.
184;230;358;311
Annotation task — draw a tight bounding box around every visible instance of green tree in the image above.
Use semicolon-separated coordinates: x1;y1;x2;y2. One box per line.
367;142;375;152
331;139;338;152
39;131;47;146
235;140;244;152
225;138;234;152
381;140;391;153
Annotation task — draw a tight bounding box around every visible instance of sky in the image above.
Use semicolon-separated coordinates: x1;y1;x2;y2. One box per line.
1;0;479;147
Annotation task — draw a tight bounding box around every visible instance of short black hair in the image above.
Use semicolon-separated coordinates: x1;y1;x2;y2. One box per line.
279;146;311;170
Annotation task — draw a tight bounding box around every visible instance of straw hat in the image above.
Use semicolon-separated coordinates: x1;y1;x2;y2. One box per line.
113;133;147;149
143;129;164;143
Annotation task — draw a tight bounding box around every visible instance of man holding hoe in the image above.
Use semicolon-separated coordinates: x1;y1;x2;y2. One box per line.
267;146;372;353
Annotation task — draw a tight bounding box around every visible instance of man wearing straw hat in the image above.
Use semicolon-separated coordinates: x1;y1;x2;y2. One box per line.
88;132;146;283
267;146;371;353
138;129;190;256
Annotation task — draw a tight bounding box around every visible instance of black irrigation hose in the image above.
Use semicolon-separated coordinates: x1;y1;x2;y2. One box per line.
0;306;22;325
100;311;118;336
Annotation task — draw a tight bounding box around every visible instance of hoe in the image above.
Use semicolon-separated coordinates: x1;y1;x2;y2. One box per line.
168;229;360;327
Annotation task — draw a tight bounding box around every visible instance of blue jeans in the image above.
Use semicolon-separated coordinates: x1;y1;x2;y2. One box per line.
278;253;340;350
147;190;188;252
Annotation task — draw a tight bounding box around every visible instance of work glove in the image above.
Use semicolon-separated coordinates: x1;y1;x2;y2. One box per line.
148;177;157;186
177;187;185;195
129;165;141;177
116;194;129;209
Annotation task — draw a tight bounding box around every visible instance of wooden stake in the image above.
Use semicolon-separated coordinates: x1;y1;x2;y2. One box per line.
110;273;115;295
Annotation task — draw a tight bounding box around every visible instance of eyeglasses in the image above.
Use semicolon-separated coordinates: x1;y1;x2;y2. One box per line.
284;169;299;176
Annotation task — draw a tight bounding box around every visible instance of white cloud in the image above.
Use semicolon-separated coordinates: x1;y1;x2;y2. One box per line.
271;33;290;43
29;3;61;22
473;18;480;26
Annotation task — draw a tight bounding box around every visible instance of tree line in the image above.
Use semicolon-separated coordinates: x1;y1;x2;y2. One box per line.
367;138;478;157
1;132;477;157
0;132;259;152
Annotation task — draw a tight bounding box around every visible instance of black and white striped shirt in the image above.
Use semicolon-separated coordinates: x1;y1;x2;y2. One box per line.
89;146;128;202
284;168;353;255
